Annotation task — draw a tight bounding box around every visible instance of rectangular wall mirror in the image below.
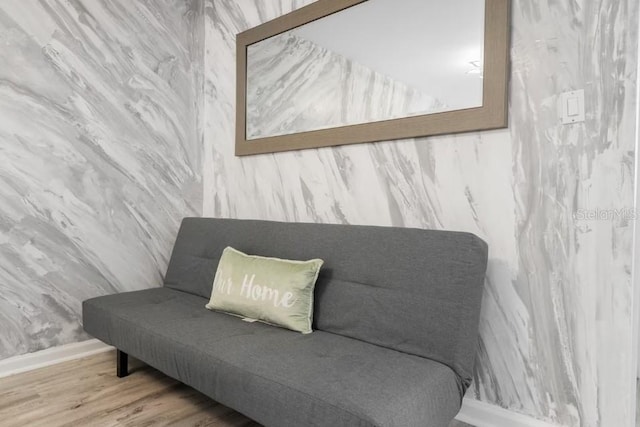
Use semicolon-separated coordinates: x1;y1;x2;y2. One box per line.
236;0;510;156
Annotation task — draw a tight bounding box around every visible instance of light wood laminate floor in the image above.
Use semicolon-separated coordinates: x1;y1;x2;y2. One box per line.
0;351;473;427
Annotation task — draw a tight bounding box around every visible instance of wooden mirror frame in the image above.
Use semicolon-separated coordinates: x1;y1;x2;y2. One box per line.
236;0;510;156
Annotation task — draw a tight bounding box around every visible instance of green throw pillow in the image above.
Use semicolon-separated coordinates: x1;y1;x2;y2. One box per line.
205;246;324;334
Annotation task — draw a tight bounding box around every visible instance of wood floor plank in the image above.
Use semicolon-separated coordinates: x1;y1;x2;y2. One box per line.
0;350;471;427
0;351;253;427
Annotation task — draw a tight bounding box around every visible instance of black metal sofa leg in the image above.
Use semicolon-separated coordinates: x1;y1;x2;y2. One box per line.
116;349;129;378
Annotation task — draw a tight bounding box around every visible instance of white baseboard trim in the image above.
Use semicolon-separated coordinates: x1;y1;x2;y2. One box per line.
456;397;559;427
0;339;113;379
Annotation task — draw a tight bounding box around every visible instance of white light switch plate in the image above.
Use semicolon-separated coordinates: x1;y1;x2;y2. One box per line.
559;89;585;124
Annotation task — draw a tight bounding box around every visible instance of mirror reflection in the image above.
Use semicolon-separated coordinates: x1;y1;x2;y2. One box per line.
246;0;485;140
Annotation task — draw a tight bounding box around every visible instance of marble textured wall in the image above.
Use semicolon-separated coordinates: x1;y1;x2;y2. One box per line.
204;0;638;426
0;0;203;360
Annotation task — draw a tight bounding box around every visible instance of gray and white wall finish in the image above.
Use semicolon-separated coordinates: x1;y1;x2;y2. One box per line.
0;0;204;359
0;0;638;426
203;1;639;426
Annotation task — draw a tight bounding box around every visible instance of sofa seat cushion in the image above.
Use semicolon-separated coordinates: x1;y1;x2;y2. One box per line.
83;288;463;427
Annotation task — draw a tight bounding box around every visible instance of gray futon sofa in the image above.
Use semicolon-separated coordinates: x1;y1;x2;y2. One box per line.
83;217;488;427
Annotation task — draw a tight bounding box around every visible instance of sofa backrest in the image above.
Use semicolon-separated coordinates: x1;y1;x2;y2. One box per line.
164;217;488;388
